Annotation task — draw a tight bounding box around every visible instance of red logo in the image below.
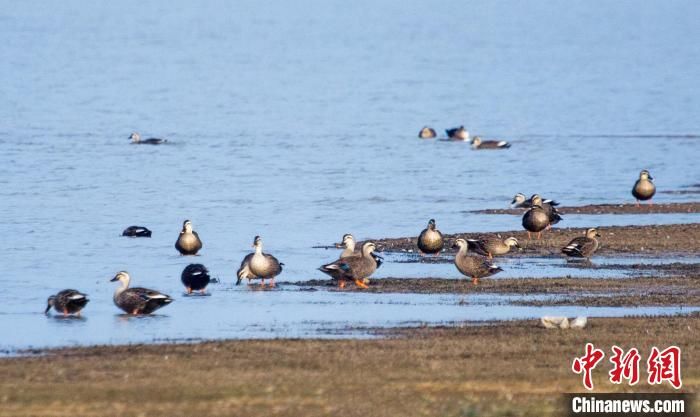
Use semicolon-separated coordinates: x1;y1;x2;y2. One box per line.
609;346;641;385
572;343;605;390
647;346;682;389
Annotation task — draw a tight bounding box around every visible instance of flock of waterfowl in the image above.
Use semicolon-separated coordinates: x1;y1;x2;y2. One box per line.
44;133;658;317
418;125;511;149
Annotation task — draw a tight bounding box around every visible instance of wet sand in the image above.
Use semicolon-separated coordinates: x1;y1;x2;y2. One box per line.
372;223;700;256
1;316;696;417
470;201;699;215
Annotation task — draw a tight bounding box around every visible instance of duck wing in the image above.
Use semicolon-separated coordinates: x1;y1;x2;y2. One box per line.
562;237;594;257
466;239;491;257
236;253;255;284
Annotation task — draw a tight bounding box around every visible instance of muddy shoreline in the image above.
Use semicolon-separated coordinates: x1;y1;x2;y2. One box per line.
371;223;700;256
469;201;699;215
1;316;696;417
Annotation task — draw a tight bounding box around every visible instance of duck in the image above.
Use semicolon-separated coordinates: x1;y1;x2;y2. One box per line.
522;203;550;239
175;220;203;255
530;194;562;228
45;289;89;317
336;233;383;268
122;225;152;238
467;236;520;259
562;228;601;258
417;218;444;256
129;132;167;145
110;271;173;315
452;239;503;284
632;170;656;205
511;193;560;209
319;242;379;289
236;236;284;287
418;126;437;139
470;136;511;150
181;263;211;294
445;126;469;141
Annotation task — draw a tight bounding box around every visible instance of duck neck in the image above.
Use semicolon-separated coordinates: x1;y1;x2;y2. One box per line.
254;244;263;255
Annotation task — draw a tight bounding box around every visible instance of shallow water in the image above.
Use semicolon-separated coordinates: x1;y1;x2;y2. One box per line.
1;1;699;349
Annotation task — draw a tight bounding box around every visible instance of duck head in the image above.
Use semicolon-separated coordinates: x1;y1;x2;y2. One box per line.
44;295;56;314
470;136;482;148
361;242;377;257
640;170;653;181
110;271;131;286
129;132;141;143
252;235;263;249
337;233;355;249
427;218;437;230
451;238;468;251
182;220;193;233
530;194;543;207
585;228;601;238
511;193;527;207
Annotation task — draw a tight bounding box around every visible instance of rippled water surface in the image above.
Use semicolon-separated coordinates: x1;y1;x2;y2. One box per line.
1;1;699;350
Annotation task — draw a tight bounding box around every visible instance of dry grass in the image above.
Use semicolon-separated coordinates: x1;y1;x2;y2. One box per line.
1;316;697;417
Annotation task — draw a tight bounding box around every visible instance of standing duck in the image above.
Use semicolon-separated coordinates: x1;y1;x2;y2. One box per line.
522;203;550;240
236;236;284;287
452;239;503;284
632;170;656;205
417;218;444;256
336;233;384;271
467;236;520;259
445;126;469;141
129;132;167;145
319;242;379;289
175;220;203;255
45;289;89;317
418;127;437;139
122;225;152;238
181;263;211;294
562;228;601;258
470;136;511;150
530;194;562;228
110;271;173;315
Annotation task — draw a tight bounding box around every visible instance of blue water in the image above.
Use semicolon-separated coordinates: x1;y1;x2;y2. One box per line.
1;1;699;350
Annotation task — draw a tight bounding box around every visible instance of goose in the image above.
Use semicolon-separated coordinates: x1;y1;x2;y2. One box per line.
531;194;562;228
175;220;203;255
452;239;503;284
445;126;469;141
45;289;89;317
129;132;167;145
181;263;211;294
418;126;437;139
336;233;384;268
467;236;520;259
632;170;656;205
236;236;284;287
522;204;550;239
417;218;444;256
110;271;173;315
319;242;379;289
470;136;511;150
562;228;601;258
122;225;152;238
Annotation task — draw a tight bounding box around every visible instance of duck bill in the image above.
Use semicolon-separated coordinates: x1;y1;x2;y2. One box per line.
235;276;242;286
44;303;51;315
109;276;119;282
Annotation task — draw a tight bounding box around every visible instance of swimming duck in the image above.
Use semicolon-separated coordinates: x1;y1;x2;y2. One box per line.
417;218;444;256
530;194;562;228
467;236;520;259
445;126;469;141
122;225;152;238
418;126;437;139
470;136;511;150
452;239;503;284
522;203;550;239
110;271;173;315
511;193;560;209
45;289;89;317
336;233;383;268
319;242;379;289
181;263;211;294
129;132;167;145
175;220;203;255
632;170;656;205
236;236;284;287
562;228;601;258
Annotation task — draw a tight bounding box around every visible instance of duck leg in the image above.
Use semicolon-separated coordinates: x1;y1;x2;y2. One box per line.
537;232;542;240
261;278;265;287
472;277;479;285
354;278;369;289
636;200;640;207
527;231;532;240
339;279;346;289
488;253;493;260
269;278;276;288
63;309;68;317
187;287;192;294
